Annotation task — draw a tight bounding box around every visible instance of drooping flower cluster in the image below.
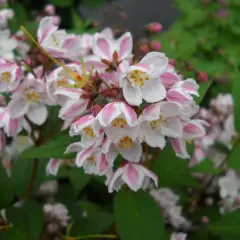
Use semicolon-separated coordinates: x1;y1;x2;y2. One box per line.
0;16;206;193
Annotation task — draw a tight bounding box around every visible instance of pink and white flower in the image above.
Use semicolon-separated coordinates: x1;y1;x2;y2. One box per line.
0;59;22;92
95;101;139;142
108;162;158;192
170;232;187;240
138;101;183;148
8;75;50;125
70;114;104;148
119;52;168;106
46;158;63;175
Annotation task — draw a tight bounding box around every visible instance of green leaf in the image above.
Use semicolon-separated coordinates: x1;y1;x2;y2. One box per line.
227;142;240;170
195;79;213;104
6;201;44;240
11;158;48;198
67;168;91;194
10;2;28;23
82;0;105;8
72;9;84;31
190;159;220;175
19;132;76;160
114;190;167;240
151;146;199;187
209;210;240;236
78;200;105;214
2;224;27;240
232;66;240;132
50;0;74;7
0;163;14;208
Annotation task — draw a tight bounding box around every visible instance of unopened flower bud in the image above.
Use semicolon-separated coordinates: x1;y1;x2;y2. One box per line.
201;216;209;224
119;11;127;20
235;196;240;205
140;44;149;54
53;16;61;25
197;72;208;82
44;4;55;15
217;9;228;18
205;197;214;206
150;40;161;51
147;22;163;33
91;105;102;117
169;59;176;67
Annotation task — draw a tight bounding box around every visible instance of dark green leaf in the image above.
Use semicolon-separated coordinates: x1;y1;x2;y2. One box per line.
2;224;27;240
0;163;14;208
190;159;220;175
232;66;240;132
195;79;213;104
50;0;74;7
114;190;167;240
227;142;240;170
10;2;28;23
82;0;105;8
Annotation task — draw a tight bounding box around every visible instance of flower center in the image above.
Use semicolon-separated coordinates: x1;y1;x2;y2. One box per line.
149;116;168;130
24;89;40;103
51;35;59;46
111;117;127;128
57;79;72;88
1;72;11;83
87;155;96;164
83;127;95;137
128;70;150;86
118;136;134;149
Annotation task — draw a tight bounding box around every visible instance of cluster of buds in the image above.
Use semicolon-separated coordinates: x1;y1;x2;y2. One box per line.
0;16;206;193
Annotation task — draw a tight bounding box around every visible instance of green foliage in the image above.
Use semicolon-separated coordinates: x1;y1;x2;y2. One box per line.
114;190;167;240
190;159;220;175
50;0;74;7
232;66;240;132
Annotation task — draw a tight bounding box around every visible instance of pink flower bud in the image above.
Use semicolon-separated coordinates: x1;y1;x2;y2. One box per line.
91;105;102;117
119;11;127;20
147;22;163;33
235;197;240;205
169;59;176;67
205;197;214;206
53;16;61;26
197;72;208;82
44;4;55;15
140;44;149;54
201;216;209;224
150;40;161;51
217;9;228;18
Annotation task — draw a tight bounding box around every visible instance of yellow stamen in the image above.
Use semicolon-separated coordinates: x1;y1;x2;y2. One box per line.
111;117;127;128
1;72;11;83
118;136;134;149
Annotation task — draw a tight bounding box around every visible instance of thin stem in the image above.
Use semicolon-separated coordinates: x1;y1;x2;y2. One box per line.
63;234;117;240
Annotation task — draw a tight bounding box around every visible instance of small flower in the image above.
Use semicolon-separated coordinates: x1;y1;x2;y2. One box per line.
119;52;168;106
46;158;62;175
0;59;22;92
0;9;14;28
170;232;187;240
138;101;183;148
146;22;163;33
108;162;158;192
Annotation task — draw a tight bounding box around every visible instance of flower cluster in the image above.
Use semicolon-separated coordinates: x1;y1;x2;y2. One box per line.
0;16;206;193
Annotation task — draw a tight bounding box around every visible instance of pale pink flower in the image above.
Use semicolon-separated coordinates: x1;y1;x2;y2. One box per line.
85;31;133;71
46;158;63;175
173;78;199;97
119;52;168;106
44;4;55;15
160;65;180;88
95;101;139;142
0;129;6;151
0;59;22;92
138;101;183;148
0;106;22;136
0;9;14;28
108;162;158;192
170;232;187;240
70;114;104;148
8;75;50;125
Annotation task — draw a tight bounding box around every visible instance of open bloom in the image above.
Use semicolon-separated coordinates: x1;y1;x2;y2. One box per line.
138;101;182;148
0;59;22;92
70;114;104;148
119;52;168;106
108;162;158;192
8;75;51;125
85;31;133;71
0;29;17;60
0;9;14;28
95;101;139;142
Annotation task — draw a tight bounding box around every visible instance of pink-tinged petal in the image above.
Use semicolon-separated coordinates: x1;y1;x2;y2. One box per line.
142;78;166;103
96;153;109;175
140;52;168;78
6;118;21;136
138;164;158;187
71;114;95;134
159;101;182;117
120;102;137;126
118;60;130;75
76;147;95;167
8;99;29;118
97;102;120;127
180;78;199;96
46;158;61;175
27;105;48;125
92;33;113;60
101;27;114;39
160;72;180;88
171;138;190;159
167;88;192;104
118;141;142;162
122;79;142;106
65;142;82;153
55;87;84;99
108;167;125;192
160;117;183;138
63;35;78;49
117;32;133;60
85;55;106;71
59;99;88;120
139;103;161;123
122;163;140;191
183;120;206;140
102;137;112;154
128;64;152;75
